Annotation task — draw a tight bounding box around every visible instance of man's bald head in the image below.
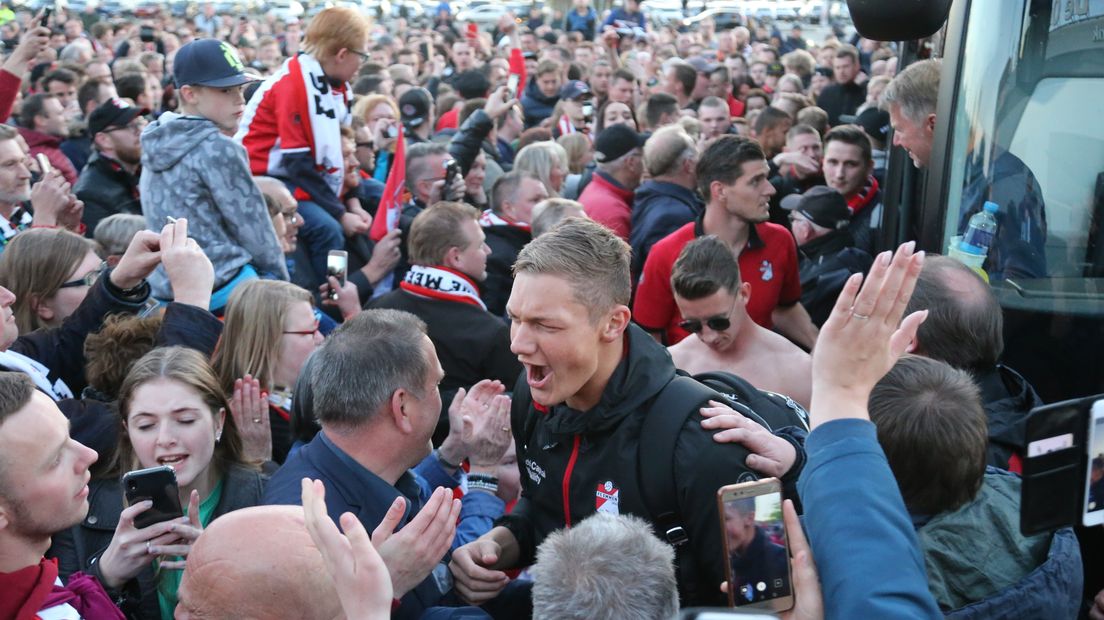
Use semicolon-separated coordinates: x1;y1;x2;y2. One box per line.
176;506;343;620
905;255;1003;373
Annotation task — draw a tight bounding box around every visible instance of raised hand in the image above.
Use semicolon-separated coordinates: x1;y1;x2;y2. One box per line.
301;478;392;620
370;487;461;598
159;218;215;308
229;375;272;464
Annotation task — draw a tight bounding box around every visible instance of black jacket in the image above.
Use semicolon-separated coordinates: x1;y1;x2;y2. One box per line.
368;288;521;443
4;272;149;398
498;324;771;607
480;224;531;318
75;151;142;237
815;81;867;126
797;230;873;327
974;365;1043;470
48;464;267;620
629;180;704;282
448;109;496;176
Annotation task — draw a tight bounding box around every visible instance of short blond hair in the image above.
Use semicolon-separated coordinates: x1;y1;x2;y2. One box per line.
514;218;630;323
408;201;481;266
303;7;371;61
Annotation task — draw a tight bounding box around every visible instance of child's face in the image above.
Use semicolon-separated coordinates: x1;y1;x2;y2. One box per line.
185;85;247;135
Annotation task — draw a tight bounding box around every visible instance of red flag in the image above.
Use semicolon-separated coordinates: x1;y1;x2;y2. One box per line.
369;125;406;242
508;47;526;101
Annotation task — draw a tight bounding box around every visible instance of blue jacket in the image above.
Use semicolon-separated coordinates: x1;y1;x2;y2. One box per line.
798;419;942;619
629;180;703;281
519;78;559;129
602;7;646;30
563;7;598;39
263;432;496;619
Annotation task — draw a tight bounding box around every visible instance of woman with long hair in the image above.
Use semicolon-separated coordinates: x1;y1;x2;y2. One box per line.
513;140;569;197
0;228;102;334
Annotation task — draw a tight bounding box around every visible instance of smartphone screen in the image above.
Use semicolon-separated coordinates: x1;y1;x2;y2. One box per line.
326;250;348;288
719;482;792;609
507;73;519;99
1084;400;1104;526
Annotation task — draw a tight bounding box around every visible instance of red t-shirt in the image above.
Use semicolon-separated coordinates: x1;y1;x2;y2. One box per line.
633;218;801;344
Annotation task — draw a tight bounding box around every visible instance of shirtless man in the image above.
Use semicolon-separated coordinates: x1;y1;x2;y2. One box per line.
667;235;812;408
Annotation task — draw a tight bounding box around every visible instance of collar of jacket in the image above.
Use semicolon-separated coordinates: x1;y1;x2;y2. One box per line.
593;171;635;201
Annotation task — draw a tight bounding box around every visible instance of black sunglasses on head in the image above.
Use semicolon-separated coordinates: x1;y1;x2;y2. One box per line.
679;315;732;334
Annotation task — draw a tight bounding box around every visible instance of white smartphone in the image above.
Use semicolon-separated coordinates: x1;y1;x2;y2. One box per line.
35;153;52;174
717;478;793;612
506;73;519;100
326;250;348;300
1083;399;1104;526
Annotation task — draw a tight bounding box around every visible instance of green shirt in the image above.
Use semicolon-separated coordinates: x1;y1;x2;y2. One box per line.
157;478;224;620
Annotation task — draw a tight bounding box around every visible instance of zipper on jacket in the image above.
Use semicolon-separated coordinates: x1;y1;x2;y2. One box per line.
562;434;581;527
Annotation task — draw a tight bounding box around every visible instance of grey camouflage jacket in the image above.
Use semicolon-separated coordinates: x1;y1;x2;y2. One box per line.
139;112;288;298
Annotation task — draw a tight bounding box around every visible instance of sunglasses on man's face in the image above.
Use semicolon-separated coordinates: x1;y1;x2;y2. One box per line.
679;315;732;334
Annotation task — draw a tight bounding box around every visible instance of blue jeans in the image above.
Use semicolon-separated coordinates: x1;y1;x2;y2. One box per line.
295;199;345;287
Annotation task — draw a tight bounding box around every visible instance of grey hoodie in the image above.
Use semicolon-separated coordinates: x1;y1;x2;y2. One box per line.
139;112;288;299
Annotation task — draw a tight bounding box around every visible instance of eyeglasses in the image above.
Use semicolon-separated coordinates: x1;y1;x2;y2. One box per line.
283;212;300;226
678;298;739;334
351;49;372;62
59;262;107;289
282;321;320;336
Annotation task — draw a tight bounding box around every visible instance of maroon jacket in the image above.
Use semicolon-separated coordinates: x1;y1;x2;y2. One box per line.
19;127;79;185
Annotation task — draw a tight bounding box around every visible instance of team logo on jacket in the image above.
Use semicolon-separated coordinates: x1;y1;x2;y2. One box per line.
759;260;774;281
596;480;620;515
526;459;546;485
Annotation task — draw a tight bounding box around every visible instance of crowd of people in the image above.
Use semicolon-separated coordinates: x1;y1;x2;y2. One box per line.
0;1;1099;619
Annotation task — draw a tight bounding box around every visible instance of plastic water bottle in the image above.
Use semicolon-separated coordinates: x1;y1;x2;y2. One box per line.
960;201;999;257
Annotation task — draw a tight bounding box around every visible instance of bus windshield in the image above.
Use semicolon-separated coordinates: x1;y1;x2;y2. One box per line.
940;0;1104;312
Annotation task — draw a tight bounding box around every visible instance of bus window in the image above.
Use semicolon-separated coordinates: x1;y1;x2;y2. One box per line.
940;0;1104;308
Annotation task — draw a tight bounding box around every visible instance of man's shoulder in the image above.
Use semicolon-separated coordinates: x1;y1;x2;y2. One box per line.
263;441;328;504
650;222;697;257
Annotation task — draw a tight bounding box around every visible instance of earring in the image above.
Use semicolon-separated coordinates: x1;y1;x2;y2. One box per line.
215;429;222;443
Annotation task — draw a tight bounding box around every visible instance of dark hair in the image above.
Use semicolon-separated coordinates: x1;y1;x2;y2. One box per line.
671;236;741;300
310;310;430;430
594;99;638;134
453;69;490;99
16;93;57;129
904;256;1004;373
43;67;78;88
835;44;860;64
458;98;485;127
84;314;163;401
353;75;386;96
823;124;872;164
667;62;696;97
869;355;988;515
752;106;791;136
114;73;147;102
78;79;109;115
517;127;553;151
0;372;35;428
695;135;765;200
644;92;678;129
611;68;636;84
744;88;769;105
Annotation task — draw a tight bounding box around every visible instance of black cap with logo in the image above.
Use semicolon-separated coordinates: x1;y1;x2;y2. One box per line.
781;186;852;230
173;39;255;89
594;124;647;164
88;98;149;136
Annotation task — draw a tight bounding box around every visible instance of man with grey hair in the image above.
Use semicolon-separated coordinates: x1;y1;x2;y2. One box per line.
531;513;680;620
262;308;511;619
883;58;1046;279
630;125;703;280
530;198;586;238
578;124;646;240
393;141;467;283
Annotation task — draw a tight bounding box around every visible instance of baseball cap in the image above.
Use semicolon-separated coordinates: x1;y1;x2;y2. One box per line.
173;39;255;88
687;56;718;75
559;80;592;101
594;124;647;164
780;186;851;230
87;98;149;136
400;88;432;128
855;107;891;146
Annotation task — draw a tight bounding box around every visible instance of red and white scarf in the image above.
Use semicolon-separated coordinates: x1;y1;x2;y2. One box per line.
291;53;350;198
401;265;486;309
479;209;531;232
846;175;880;216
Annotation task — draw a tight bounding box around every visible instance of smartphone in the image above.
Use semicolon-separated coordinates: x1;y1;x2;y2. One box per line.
35;153;52;174
140;25;155;43
506;73;520;100
443;159;461;197
582;101;594;121
40;7;52;28
326;250;348;300
385;122;399;139
717;478;793;612
1084;400;1104;526
123;466;184;530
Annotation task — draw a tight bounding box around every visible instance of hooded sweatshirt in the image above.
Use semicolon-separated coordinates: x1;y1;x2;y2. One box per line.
499;324;769;606
520;77;559;129
139;112;288;299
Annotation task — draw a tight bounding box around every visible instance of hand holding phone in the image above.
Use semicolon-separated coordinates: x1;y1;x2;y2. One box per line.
123;465;184;529
39;7;52;28
326;250;348;301
506;73;520;100
718;478;794;612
